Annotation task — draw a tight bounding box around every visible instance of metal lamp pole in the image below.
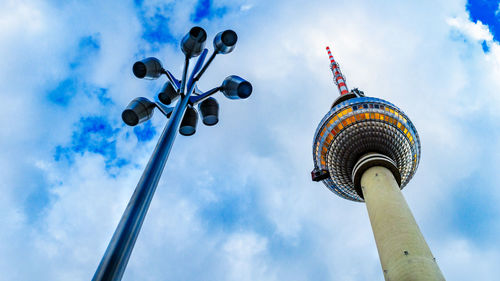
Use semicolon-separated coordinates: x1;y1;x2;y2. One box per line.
92;27;252;281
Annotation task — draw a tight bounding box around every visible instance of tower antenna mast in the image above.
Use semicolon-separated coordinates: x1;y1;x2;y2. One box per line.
326;46;349;96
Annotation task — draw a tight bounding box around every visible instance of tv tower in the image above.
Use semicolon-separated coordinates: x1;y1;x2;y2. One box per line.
311;46;445;280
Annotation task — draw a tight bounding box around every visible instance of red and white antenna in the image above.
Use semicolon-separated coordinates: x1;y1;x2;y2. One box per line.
326;46;349;96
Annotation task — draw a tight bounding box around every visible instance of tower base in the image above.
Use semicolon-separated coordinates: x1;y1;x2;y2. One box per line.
357;160;445;280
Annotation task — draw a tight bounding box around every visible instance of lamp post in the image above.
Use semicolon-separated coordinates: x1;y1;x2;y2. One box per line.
92;27;252;281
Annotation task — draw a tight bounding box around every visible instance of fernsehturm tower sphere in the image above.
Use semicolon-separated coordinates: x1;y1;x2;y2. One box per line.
311;46;445;280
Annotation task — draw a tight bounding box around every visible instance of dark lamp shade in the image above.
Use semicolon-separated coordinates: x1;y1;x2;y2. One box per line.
179;106;198;136
199;97;219;126
158;81;179;105
132;57;163;79
214;30;237;54
181;26;207;58
122;97;155;126
221;75;252;99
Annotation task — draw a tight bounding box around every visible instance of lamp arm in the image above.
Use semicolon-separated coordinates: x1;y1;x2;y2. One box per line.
189;87;221;105
154;102;174;117
162;69;181;91
193;50;218;82
179;57;190;97
185;49;208;93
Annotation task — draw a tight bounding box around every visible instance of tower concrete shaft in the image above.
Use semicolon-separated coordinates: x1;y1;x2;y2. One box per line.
360;166;445;281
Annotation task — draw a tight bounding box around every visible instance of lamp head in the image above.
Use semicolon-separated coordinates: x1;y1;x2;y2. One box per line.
213;30;237;54
181;26;207;58
221;75;252;99
122;97;155;126
199;97;219;126
132;57;163;79
158;81;179;105
179;106;198;136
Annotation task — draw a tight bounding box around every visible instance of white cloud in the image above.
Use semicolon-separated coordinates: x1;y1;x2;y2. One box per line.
240;4;253;11
447;16;493;41
1;0;499;280
0;1;45;34
439;238;500;280
222;233;272;281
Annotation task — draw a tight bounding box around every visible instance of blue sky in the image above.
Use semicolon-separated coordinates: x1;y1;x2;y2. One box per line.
0;0;499;280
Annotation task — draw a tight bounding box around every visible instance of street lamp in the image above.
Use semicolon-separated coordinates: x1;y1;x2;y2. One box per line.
92;26;252;281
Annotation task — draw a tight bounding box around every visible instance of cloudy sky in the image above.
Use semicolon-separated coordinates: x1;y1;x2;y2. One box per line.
1;0;499;280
